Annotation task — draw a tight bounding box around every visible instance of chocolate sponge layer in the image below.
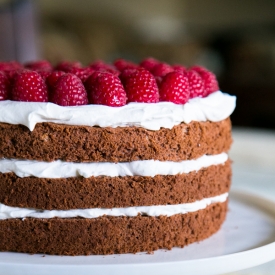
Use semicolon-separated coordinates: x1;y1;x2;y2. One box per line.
0;160;231;210
0;201;227;255
0;118;232;162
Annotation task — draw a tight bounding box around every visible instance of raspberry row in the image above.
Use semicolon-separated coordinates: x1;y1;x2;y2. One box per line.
0;58;219;106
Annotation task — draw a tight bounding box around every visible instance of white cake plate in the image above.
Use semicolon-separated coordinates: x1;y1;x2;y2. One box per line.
1;189;275;275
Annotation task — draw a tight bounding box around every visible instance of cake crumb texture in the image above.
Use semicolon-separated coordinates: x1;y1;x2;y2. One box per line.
0;201;227;255
0;118;232;162
0;161;231;210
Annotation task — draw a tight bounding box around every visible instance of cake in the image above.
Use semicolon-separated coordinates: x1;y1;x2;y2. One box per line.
0;58;236;255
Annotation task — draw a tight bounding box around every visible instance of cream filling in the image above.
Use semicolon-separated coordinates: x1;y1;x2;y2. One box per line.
0;193;228;220
0;91;236;131
0;153;228;178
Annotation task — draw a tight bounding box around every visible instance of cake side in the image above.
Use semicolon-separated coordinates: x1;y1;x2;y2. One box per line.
0;201;227;255
0;118;232;162
0;160;231;209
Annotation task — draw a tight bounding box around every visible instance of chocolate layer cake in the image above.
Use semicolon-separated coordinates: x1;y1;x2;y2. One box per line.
0;59;236;255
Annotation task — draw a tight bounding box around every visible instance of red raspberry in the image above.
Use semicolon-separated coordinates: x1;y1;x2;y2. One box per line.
0;61;22;72
187;70;204;98
191;66;219;96
190;65;208;74
90;60;114;70
12;70;48;102
0;72;10;100
173;64;186;72
151;62;174;77
46;71;66;89
85;71;127;107
25;60;52;71
52;73;88;106
119;68;137;84
113;59;138;72
67;66;95;82
38;70;52;81
123;68;159;103
55;61;82;72
159;71;190;104
139;57;159;72
46;71;66;101
90;60;119;76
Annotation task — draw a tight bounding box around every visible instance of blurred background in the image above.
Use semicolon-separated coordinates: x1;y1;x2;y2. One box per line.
0;0;275;128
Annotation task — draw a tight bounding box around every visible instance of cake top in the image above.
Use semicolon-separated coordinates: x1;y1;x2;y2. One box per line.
0;58;236;130
0;58;220;107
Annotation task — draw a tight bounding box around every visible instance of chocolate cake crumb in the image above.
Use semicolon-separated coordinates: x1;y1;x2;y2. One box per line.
0;118;232;162
0;201;227;255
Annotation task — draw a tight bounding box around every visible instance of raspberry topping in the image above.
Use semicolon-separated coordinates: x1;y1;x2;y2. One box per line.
85;71;127;106
89;60;119;75
113;59;138;72
38;70;52;81
0;72;10;100
173;64;186;72
25;60;52;71
123;68;159;103
67;66;95;82
11;70;48;102
52;73;88;106
0;59;219;106
191;66;219;96
139;57;159;72
55;61;82;72
151;62;174;77
187;70;204;98
159;71;190;104
46;71;66;101
0;61;22;72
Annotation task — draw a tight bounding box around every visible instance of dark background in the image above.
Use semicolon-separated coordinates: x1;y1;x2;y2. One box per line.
1;0;275;130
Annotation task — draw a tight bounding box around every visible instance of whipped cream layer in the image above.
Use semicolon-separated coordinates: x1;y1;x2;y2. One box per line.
0;193;228;220
0;153;228;178
0;91;236;131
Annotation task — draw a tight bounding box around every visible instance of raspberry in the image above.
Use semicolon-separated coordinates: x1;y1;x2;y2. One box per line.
89;61;119;76
191;66;219;96
52;73;88;106
38;70;52;81
0;61;22;72
173;64;186;72
12;70;48;102
190;65;208;75
55;61;82;72
85;71;126;106
151;62;174;77
159;71;190;104
25;60;52;71
123;68;159;103
0;72;10;100
139;57;159;72
187;70;204;98
46;71;66;89
119;68;137;84
67;66;95;82
46;71;66;101
113;59;138;72
90;60;113;70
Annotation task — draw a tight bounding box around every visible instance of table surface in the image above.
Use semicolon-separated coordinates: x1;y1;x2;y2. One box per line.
225;127;275;275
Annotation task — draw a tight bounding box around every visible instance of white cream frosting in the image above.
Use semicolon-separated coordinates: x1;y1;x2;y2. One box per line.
0;193;228;220
0;153;228;178
0;91;236;131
